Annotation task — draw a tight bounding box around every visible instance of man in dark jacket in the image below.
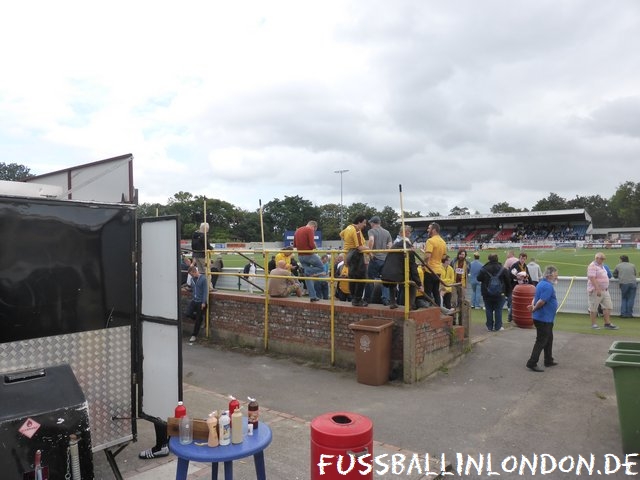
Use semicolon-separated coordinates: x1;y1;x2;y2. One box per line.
381;225;423;310
192;222;213;273
477;253;512;332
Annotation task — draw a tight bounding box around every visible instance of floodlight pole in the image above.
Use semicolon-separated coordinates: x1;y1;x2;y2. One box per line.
334;169;349;231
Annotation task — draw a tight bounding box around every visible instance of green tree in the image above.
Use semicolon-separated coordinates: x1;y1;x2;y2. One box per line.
567;194;613;228
344;202;377;227
449;206;470;216
608;182;640;227
318;203;342;240
379;206;399;231
532;193;567;211
490;202;522;213
262;196;320;241
232;210;262;242
0;162;31;181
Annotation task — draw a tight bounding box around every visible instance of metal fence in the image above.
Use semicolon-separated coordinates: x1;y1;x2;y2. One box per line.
209;270;638;318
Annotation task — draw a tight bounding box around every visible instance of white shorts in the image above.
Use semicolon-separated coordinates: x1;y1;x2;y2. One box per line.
588;290;613;312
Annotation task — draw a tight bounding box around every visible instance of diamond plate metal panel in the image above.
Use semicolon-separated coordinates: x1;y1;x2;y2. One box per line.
0;327;133;451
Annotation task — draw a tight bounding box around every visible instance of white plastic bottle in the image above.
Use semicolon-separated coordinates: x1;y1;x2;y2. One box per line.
206;411;219;447
218;410;231;446
179;414;193;445
231;407;243;444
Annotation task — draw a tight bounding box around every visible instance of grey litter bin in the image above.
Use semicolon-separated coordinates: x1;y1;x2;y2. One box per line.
349;318;394;386
0;364;93;479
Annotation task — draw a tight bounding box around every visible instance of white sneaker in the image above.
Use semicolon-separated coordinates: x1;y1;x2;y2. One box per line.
189;336;196;342
139;445;169;459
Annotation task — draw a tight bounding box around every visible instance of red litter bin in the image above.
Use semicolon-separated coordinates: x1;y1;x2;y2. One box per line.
311;412;373;479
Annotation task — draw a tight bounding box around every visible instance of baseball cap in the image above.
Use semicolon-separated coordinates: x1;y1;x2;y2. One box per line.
368;216;381;224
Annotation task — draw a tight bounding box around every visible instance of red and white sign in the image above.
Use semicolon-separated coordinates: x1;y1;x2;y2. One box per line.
18;418;41;439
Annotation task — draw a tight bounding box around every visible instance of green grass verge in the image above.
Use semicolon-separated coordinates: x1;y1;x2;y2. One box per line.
470;308;640;338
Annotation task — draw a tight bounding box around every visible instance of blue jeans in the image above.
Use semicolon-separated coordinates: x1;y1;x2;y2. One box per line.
299;254;324;300
484;296;506;331
365;257;389;303
620;283;637;317
470;279;483;308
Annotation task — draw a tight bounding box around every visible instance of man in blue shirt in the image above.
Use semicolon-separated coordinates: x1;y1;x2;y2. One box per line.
187;265;209;343
468;252;484;309
526;265;559;372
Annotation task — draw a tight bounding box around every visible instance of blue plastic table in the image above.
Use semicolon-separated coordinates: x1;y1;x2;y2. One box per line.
169;421;272;480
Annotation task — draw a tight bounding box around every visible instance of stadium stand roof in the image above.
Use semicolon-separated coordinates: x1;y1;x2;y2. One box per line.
405;209;591;227
404;209;592;241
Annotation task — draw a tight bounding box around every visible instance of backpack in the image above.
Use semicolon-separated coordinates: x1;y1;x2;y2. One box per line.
486;268;504;297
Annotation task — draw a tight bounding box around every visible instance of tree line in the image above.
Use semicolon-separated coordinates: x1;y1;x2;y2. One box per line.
2;162;639;242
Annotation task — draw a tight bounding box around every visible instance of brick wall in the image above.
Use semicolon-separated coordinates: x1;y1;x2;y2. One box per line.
182;290;467;383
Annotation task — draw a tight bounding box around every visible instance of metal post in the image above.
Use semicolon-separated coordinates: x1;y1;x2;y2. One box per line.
334;169;349;231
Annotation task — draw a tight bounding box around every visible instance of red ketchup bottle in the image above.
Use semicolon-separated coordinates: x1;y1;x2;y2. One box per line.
228;396;240;417
175;401;187;418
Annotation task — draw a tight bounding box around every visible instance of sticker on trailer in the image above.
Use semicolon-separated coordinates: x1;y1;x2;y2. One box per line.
18;418;41;438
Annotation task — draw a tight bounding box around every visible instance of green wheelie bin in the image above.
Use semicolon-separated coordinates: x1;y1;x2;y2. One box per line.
605;352;640;454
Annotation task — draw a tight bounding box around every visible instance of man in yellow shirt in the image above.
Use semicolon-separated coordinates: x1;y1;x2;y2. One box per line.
424;222;447;306
340;214;369;306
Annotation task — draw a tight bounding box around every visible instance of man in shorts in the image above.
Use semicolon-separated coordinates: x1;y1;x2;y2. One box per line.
587;252;619;330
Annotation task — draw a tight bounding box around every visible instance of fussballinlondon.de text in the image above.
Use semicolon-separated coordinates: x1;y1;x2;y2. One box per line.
316;452;639;476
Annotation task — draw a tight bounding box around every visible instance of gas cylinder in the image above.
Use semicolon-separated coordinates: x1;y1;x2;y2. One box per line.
512;283;536;328
218;411;231;446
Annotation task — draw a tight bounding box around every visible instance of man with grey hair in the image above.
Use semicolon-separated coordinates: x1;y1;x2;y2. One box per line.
192;222;212;273
526;265;559;372
587;252;619;330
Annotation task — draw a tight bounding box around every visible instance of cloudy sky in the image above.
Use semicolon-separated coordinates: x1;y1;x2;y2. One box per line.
2;1;639;216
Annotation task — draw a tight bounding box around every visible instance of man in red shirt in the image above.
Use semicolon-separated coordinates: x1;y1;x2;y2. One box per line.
293;220;325;302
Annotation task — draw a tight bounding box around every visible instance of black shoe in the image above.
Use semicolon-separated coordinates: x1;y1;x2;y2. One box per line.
544;361;559;367
310;298;320;302
361;300;369;307
526;364;544;372
389;303;398;309
351;300;362;307
382;299;390;306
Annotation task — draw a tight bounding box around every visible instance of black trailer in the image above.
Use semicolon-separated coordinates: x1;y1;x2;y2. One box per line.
0;189;181;479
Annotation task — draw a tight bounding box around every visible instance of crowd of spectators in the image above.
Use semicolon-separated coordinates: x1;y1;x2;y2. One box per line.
435;223;587;244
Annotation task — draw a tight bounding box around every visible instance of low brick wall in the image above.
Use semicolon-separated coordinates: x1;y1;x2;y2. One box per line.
182;290;467;383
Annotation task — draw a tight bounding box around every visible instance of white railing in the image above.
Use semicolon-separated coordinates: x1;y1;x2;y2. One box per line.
467;276;638;317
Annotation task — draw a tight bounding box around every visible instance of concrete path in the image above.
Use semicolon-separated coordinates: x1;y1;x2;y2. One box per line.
94;323;638;479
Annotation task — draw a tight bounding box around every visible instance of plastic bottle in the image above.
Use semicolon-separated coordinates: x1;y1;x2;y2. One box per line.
179;414;193;445
34;450;43;480
206;412;219;447
175;401;187;419
231;407;243;444
218;410;231;446
228;395;240;417
247;397;259;430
